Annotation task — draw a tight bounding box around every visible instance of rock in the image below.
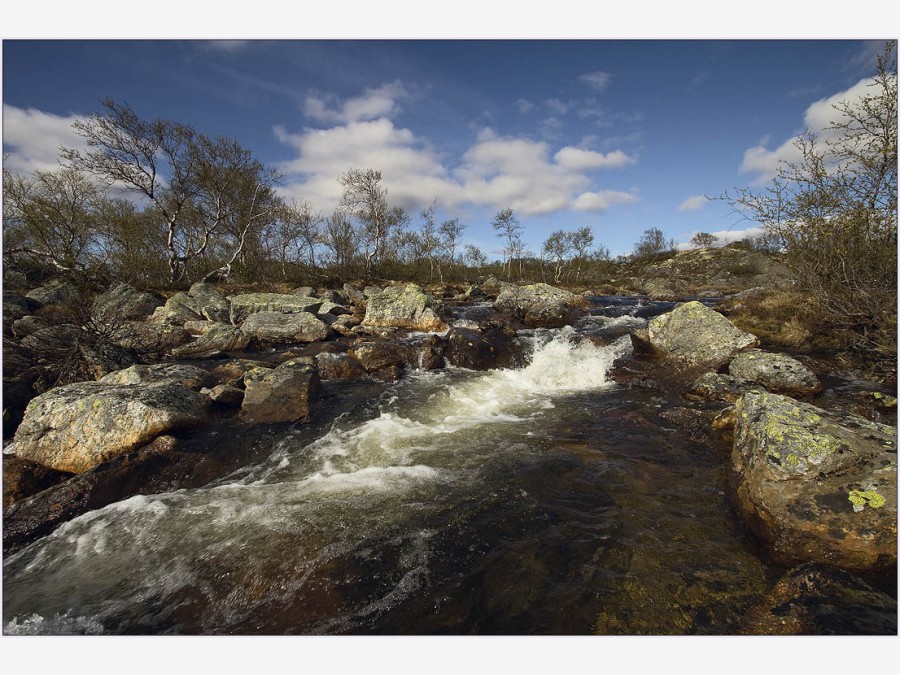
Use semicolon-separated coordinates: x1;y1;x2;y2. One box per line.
740;563;897;635
728;349;821;396
11;315;49;339
3;294;32;322
416;334;446;371
187;282;230;323
184;320;219;335
647;300;758;368
3;435;230;555
26;279;80;306
371;365;404;382
110;320;193;354
3;268;28;288
315;352;368;381
149;292;204;325
12;382;211;474
349;341;412;373
3;456;72;510
100;364;213;391
330;315;361;336
342;284;367;307
202;383;245;406
444;326;517;371
171;325;251;358
732;390;897;570
317;300;351;317
91;283;163;322
210;359;273;385
241;311;329;344
320;289;350;306
2;377;36;438
291;286;316;298
229;293;322;325
493;282;588;328
240;358;320;424
686;372;761;403
361;283;447;332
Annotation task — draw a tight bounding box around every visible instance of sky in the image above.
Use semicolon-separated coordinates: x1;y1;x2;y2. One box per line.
1;10;895;261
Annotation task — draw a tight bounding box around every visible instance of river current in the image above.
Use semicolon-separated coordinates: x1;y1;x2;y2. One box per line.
0;297;858;634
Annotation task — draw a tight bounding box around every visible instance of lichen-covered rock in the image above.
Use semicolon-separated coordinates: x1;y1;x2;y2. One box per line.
330;315;361;336
100;364;213;391
202;383;245;406
26;279;80;306
187;282;230;323
240;358;320;424
209;359;273;386
647;301;758;368
171;325;251;358
229;293;323;325
92;283;163;322
361;283;446;332
493;282;588;328
241;311;328;344
686;372;762;403
183;320;219;335
12;382;211;473
732;390;897;570
149;292;204;325
739;563;897;635
728;349;820;396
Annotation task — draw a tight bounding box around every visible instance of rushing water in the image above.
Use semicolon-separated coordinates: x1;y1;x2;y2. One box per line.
0;300;811;634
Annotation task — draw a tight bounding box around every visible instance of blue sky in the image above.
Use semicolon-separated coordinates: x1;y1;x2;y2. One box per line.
2;33;892;258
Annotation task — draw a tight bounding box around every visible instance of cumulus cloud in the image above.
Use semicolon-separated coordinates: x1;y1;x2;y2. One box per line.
572;189;639;212
2;104;86;174
578;71;613;93
304;80;410;124
739;77;877;183
514;98;534;114
677;195;708;212
554;147;636;171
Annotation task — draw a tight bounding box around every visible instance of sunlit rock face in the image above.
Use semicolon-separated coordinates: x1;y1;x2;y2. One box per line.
647;300;758;368
12;382;211;473
732;390;897;571
361;284;447;332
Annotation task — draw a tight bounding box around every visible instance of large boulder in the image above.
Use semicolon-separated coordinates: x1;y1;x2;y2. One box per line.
187;282;230;323
171;325;251;358
647;301;758;368
240;358;320;424
241;311;329;344
732;390;897;570
12;382;211;474
349;341;413;374
149;292;204;325
361;284;447;332
91;283;163;322
443;326;517;371
315;352;368;381
26;279;80;306
493;282;588;328
100;364;213;391
229;293;322;325
728;349;820;396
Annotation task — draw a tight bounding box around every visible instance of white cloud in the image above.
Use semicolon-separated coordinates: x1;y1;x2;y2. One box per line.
545;98;571;115
554;147;636;171
304;81;410;124
2;104;89;175
739;77;879;183
572;189;639;212
676;226;766;249
514;98;533;114
677;194;708;212
578;71;613;93
203;40;250;53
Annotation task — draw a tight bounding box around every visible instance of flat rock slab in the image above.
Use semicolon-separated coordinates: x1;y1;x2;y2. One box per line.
241;311;328;343
100;364;213;390
229;293;322;324
732;390;897;570
13;382;211;474
171;325;250;358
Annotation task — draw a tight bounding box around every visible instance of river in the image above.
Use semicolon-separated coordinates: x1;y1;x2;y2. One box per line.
0;297;891;634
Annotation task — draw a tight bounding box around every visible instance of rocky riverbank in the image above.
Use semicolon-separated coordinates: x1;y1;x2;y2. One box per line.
2;272;897;633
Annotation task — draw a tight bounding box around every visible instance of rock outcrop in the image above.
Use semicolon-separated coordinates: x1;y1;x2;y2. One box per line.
12;382;211;474
647;301;758;368
732;390;897;570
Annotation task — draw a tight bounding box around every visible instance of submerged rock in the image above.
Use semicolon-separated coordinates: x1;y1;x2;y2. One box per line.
728;349;820;396
732;390;897;570
647;300;758;368
361;283;446;332
12;382;211;474
740;563;898;635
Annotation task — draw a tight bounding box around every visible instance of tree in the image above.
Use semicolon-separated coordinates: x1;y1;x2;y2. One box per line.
438;217;466;280
690;232;717;249
541;230;574;283
491;207;523;280
463;244;487;270
338;168;402;276
321;209;358;278
63;99;280;283
633;227;675;259
2;165;104;272
722;42;897;357
569;226;595;284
